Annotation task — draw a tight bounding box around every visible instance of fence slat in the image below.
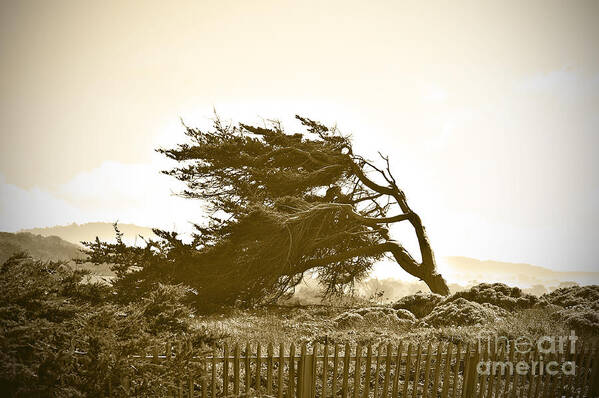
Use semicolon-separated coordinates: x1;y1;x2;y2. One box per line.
223;344;229;397
245;342;251;396
364;344;372;398
211;348;216;398
332;344;339;398
528;351;541;397
278;343;284;398
564;340;578;397
431;342;443;397
578;343;587;398
493;342;504;396
485;339;495;398
353;343;362;398
177;342;183;398
373;344;382;398
528;351;537;396
551;352;565;397
451;343;461;398
460;343;473;398
590;343;599;397
256;342;262;394
422;342;433;398
267;342;274;395
391;342;403;397
201;356;207;398
581;343;594;398
311;343;318;398
549;352;559;398
411;343;423;398
322;341;329;398
531;349;542;398
382;343;392;398
510;350;521;398
579;343;592;397
541;357;552;398
402;344;412;398
440;343;452;398
166;340;172;364
579;345;593;396
299;343;307;398
233;344;240;396
188;350;194;398
503;340;515;397
289;343;296;398
342;343;351;398
477;342;488;398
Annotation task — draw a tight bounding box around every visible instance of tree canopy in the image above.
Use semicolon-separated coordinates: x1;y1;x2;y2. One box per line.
83;115;449;310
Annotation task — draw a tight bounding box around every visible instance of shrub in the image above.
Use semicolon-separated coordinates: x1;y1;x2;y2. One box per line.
140;283;195;334
552;304;599;335
0;253;207;397
422;297;508;327
392;292;444;318
446;283;540;310
542;285;599;309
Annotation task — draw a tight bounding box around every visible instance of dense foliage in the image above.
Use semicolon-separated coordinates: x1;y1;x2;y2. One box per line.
82;115;449;311
392;292;444;318
542;285;599;309
0;253;213;397
421;298;508;327
445;283;540;310
0;232;82;264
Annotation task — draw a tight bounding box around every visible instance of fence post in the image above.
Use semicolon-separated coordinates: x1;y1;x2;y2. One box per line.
461;344;478;398
591;345;599;396
300;351;314;398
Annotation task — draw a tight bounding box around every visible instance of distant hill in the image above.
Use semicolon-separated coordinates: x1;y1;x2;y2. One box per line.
442;256;599;288
0;232;84;264
0;232;114;278
20;222;156;245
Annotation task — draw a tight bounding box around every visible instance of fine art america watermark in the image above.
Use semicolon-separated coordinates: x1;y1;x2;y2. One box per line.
476;331;578;376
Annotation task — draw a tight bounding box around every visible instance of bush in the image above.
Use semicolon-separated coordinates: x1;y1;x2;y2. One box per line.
422;297;508;327
0;253;207;397
542;285;599;309
392;292;444;318
140;283;195;334
446;283;540;310
553;304;599;335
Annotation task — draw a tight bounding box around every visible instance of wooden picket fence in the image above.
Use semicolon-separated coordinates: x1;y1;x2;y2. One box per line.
116;340;599;397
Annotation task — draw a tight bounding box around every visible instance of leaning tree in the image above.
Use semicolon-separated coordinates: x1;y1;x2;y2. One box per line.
83;116;449;309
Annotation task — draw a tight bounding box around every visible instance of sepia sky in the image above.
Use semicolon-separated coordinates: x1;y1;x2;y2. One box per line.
1;0;598;274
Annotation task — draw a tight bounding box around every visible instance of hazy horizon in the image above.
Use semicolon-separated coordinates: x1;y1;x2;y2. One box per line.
10;221;599;288
1;1;598;274
6;223;599;289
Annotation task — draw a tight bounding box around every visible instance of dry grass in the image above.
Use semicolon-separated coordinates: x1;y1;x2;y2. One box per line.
192;301;597;350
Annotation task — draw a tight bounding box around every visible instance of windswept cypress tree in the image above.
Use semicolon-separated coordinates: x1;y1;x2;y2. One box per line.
83;115;449;309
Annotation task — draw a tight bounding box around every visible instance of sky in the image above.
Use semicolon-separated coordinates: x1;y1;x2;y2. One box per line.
1;0;598;274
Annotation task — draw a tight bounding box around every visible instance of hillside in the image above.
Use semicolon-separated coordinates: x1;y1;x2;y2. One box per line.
20;222;156;245
443;256;599;288
0;232;84;264
0;232;114;278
